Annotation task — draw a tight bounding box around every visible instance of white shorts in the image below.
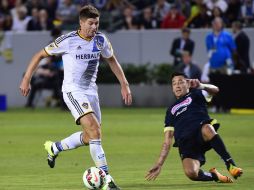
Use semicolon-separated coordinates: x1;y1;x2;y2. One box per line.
63;91;101;125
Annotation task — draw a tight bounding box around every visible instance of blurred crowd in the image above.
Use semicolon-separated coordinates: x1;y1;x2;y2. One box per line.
0;0;254;32
1;0;253;110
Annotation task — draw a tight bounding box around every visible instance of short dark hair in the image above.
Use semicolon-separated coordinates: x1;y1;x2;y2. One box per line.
182;27;190;34
79;5;100;20
171;72;188;81
232;21;242;30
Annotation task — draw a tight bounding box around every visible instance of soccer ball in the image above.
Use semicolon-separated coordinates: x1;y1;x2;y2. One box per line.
83;167;106;189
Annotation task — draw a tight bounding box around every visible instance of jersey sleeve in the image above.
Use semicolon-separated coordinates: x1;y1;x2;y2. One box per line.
201;90;213;102
164;108;174;133
101;35;114;58
193;89;212;103
44;35;68;56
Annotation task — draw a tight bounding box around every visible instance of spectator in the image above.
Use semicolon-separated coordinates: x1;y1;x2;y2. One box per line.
139;6;159;29
175;50;202;80
211;6;228;26
38;9;54;30
26;27;63;108
131;0;153;11
232;21;251;73
7;0;16;9
56;0;78;30
27;7;40;30
45;0;58;20
10;0;24;21
153;0;171;25
11;5;31;32
204;0;228;13
161;4;186;29
184;0;203;27
241;0;254;27
25;59;62;108
187;4;212;28
86;0;107;10
225;0;241;25
105;0;134;12
175;0;191;19
27;8;53;31
170;27;195;66
205;17;236;113
205;17;236;75
0;0;12;31
26;0;45;16
121;5;139;29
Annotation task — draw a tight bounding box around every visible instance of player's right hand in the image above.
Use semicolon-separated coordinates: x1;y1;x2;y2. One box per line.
19;79;31;96
145;164;162;181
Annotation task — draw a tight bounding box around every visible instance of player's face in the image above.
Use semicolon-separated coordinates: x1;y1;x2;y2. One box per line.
80;17;99;38
172;76;190;99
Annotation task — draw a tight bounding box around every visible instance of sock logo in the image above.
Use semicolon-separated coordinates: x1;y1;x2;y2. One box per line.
98;154;105;159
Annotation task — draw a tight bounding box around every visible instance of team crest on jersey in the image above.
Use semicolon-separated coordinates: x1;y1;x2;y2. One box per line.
47;42;57;50
82;102;89;109
171;97;192;115
93;36;104;52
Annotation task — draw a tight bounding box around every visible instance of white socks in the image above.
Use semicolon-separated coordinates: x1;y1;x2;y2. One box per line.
89;139;109;174
52;131;84;155
51;133;109;174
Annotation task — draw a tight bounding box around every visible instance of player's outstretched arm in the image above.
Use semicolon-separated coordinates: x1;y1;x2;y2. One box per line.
187;79;219;96
105;55;132;105
20;49;49;96
145;130;174;181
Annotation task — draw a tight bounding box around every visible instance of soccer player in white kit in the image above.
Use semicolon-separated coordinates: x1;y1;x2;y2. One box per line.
19;5;132;190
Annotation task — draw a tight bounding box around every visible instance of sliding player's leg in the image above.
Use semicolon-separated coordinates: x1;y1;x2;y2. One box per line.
201;124;243;179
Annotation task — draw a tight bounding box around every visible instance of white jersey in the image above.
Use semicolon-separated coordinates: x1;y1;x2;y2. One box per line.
44;30;113;95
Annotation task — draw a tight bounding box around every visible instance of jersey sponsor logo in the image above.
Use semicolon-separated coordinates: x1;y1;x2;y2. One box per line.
176;107;187;116
171;97;192;115
76;52;100;60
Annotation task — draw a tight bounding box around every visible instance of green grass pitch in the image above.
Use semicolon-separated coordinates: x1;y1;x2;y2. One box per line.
0;108;253;190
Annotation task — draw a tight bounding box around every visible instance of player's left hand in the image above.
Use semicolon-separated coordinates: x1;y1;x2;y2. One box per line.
145;164;162;181
121;84;132;105
187;79;200;89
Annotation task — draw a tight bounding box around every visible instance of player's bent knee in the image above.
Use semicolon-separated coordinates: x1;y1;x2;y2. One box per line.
202;124;217;141
82;132;90;145
80;114;101;139
184;170;199;180
85;123;101;139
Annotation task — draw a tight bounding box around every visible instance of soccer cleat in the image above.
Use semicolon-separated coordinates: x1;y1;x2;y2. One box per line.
228;164;243;179
209;168;233;183
102;175;121;190
44;141;58;168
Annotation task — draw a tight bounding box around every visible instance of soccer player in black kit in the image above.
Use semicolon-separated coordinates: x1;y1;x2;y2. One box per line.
146;72;243;183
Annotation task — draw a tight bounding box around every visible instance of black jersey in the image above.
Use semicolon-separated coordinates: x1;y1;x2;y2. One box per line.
164;89;210;142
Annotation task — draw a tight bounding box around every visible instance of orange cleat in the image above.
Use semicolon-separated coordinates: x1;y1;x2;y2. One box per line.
209;168;233;183
228;164;243;179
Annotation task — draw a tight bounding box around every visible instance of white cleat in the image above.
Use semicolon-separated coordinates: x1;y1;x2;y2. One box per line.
102;175;121;190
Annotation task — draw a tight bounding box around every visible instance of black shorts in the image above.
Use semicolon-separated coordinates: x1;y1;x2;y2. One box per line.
177;119;220;166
